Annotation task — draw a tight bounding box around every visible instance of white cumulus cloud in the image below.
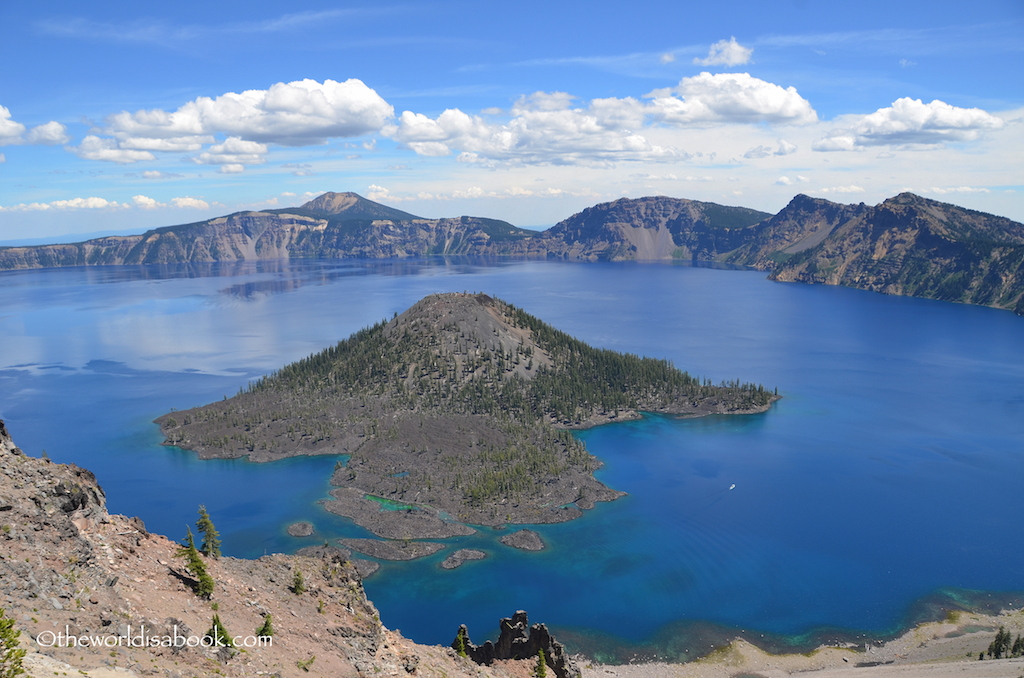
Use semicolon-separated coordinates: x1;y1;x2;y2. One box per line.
366;184;391;201
0;196;128;212
70;78;393;166
70;136;156;164
389;91;678;166
104;78;392;147
171;197;210;209
25;121;70;145
51;197;126;209
649;73;818;125
694;37;753;67
118;135;211;152
0;105;69;146
0;107;25;145
192;137;267;166
813;98;1005;151
132;195;163;209
775;175;810;186
923;186;991;194
819;185;866;194
745;138;798;159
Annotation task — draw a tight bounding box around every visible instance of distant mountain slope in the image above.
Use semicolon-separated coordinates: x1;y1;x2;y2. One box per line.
720;194;872;268
729;192;1024;315
527;195;771;261
0;192;536;269
2;190;1022;315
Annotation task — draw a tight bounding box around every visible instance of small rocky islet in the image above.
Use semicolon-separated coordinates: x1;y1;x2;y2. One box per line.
286;521;314;537
499;529;546;551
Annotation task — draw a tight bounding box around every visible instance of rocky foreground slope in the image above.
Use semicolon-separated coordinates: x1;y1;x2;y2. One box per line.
0;419;534;678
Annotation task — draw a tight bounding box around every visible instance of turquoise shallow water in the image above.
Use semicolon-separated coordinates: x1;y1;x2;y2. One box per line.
1;258;1023;657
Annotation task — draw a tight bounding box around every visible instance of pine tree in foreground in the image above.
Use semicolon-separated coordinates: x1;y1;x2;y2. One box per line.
196;505;221;559
0;607;26;678
256;614;274;638
291;568;306;594
205;614;234;648
535;648;547;677
454;628;467;658
176;526;215;599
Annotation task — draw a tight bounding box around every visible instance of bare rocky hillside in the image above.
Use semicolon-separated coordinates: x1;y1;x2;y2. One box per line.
0;419;530;678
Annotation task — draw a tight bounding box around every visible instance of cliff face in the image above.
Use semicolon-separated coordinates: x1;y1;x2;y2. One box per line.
527;195;771;261
720;194;872;269
0;192;538;270
758;193;1024;314
287;216;537;259
0;420;522;678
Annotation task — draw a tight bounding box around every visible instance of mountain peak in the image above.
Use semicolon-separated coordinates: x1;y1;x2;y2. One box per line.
884;191;927;206
298;191;423;221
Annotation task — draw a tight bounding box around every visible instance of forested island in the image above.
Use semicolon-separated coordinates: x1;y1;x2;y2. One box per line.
157;293;778;538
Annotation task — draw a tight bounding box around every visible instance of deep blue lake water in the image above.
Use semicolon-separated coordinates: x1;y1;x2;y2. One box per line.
1;258;1023;660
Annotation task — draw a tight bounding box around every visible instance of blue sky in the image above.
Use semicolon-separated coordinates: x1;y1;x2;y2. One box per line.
1;0;1022;241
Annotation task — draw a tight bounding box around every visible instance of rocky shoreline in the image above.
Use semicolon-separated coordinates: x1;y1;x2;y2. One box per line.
321;486;477;539
338;537;446;561
441;549;487;569
580;609;1024;678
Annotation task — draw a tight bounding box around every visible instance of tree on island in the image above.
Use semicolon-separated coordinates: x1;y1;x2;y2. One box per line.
176;527;215;599
0;607;26;678
196;505;221;558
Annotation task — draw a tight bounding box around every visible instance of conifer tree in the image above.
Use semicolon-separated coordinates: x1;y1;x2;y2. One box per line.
196;505;221;559
454;628;467;658
988;626;1012;659
535;648;547;678
291;568;306;594
176;527;215;599
0;607;26;678
256;614;274;638
205;614;234;648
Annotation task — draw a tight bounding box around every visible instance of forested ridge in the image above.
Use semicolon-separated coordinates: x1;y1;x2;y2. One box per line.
249;294;775;426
